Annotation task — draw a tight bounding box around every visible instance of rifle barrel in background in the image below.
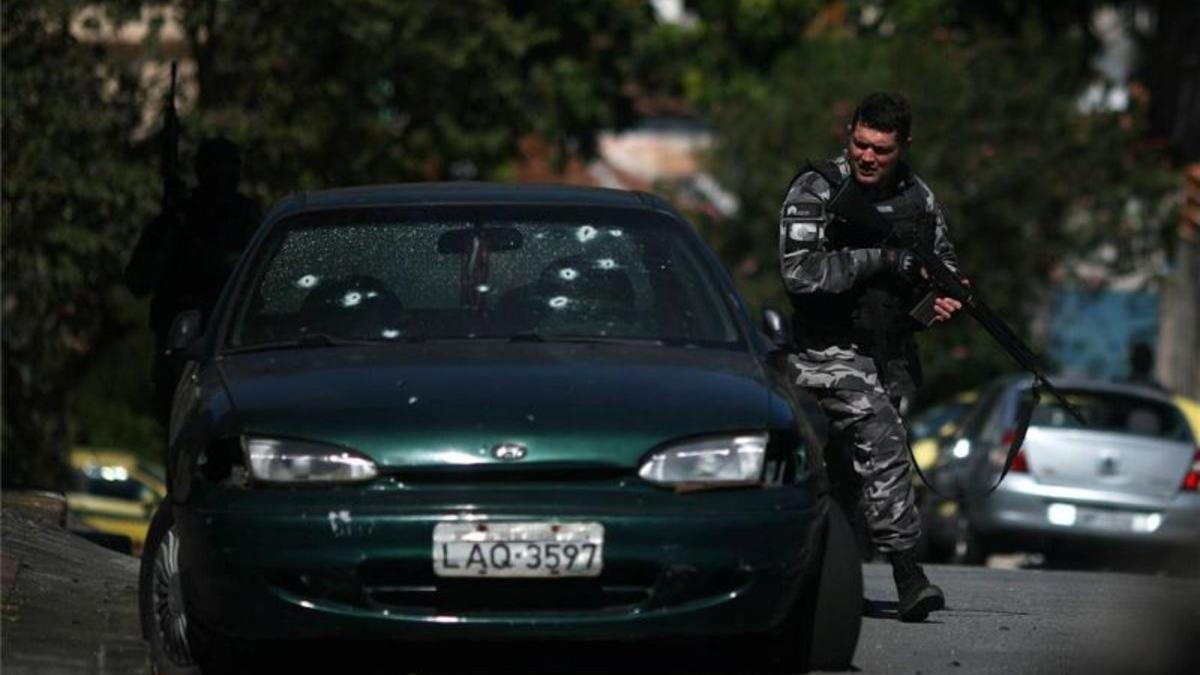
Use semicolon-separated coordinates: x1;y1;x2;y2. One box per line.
161;60;180;214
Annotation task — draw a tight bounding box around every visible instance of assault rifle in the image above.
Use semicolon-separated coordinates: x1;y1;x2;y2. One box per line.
161;60;182;217
826;177;1084;497
125;61;182;295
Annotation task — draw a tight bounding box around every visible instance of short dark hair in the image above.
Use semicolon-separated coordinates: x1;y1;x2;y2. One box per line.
850;92;912;141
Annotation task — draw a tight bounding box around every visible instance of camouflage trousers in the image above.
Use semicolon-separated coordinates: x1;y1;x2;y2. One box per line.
789;349;920;553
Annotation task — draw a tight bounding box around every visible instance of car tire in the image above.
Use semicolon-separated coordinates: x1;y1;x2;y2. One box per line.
804;500;864;671
766;499;863;672
140;502;219;675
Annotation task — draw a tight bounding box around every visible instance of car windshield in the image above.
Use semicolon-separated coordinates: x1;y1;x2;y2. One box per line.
908;401;972;439
1029;389;1192;442
226;207;742;349
71;465;149;501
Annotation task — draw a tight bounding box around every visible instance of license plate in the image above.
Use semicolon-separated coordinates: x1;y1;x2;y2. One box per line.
1076;507;1133;530
433;521;604;577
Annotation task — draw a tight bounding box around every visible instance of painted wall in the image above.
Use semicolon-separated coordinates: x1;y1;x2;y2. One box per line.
1044;287;1160;380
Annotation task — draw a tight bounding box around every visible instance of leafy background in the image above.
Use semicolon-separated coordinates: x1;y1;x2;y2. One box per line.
2;0;1186;487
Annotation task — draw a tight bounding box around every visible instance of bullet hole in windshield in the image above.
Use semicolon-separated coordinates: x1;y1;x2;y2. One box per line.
596;258;616;270
558;267;578;281
296;274;320;289
341;292;362;307
548;296;570;309
576;225;597;243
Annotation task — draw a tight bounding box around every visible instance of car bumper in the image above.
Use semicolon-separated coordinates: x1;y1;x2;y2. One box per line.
176;483;824;642
968;475;1200;549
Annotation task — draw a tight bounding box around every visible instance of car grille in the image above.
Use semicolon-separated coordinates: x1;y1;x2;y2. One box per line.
358;558;658;613
271;559;749;615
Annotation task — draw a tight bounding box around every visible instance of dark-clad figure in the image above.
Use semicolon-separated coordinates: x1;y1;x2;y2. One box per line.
778;93;963;622
126;137;261;421
1127;340;1167;391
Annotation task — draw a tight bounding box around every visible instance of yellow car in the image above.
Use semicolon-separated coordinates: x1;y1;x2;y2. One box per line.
66;447;166;556
1175;395;1200;443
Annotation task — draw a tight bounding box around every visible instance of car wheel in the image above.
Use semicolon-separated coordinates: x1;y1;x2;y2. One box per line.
804;500;864;670
767;499;863;672
950;512;989;566
140;503;204;674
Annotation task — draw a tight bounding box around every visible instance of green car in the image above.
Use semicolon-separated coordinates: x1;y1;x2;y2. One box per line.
140;183;861;672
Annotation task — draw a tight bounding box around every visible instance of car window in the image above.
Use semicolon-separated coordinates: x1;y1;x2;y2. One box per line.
1028;389;1192;441
955;381;1007;441
72;466;152;501
227;208;741;348
908;401;970;439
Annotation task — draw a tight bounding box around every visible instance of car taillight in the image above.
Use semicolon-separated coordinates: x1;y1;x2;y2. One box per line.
1183;448;1200;491
999;428;1029;473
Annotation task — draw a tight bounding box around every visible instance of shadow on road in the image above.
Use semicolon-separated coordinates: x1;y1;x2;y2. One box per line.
205;638;806;674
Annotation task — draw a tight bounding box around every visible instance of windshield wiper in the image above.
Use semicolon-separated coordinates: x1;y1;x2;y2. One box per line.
508;331;546;343
222;331;423;355
505;333;675;347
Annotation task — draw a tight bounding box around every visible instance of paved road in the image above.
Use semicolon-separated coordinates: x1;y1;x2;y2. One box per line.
852;562;1199;674
2;498;1197;674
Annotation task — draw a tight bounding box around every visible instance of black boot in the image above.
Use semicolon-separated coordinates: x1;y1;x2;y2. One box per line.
889;548;945;622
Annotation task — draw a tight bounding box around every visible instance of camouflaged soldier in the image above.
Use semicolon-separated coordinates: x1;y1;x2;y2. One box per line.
778;92;963;622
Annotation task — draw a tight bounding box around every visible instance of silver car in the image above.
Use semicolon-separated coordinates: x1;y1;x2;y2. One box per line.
941;377;1200;570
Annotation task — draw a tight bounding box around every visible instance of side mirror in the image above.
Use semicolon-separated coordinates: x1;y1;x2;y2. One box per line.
166;310;203;356
762;307;793;349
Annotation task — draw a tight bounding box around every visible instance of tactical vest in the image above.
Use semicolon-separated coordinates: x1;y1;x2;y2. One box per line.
790;160;934;393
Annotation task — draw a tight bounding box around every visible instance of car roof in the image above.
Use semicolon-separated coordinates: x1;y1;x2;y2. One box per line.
996;374;1180;405
263;182;671;223
70;447;140;469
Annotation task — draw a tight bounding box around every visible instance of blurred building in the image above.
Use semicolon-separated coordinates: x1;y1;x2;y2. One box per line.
1046;2;1200;396
515;111;738;222
69;4;194;139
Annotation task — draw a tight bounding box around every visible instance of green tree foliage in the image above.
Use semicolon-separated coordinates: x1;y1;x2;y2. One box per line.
177;0;651;196
3;0;652;486
645;0;1175;404
2;2;157;487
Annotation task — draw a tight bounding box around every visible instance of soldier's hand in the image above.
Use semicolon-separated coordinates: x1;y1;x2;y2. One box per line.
883;248;922;284
932;296;962;322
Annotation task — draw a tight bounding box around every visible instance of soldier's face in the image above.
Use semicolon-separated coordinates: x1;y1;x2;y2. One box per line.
847;123;906;186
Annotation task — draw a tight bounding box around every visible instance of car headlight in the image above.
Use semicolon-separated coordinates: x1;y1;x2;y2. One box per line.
244;436;378;484
638;433;767;486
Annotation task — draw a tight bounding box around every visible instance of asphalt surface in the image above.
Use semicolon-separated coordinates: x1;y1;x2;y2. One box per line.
1;494;1197;674
1;496;149;675
853;562;1200;674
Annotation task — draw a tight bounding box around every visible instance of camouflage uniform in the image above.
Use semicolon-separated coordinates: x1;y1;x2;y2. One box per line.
779;153;960;554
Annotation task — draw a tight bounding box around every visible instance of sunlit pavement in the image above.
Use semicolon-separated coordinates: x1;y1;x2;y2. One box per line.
851;561;1199;675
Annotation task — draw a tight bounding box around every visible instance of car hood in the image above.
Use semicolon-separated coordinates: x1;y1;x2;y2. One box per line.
217;342;771;471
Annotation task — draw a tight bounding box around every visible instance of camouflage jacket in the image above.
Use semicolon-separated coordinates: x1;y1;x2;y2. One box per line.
778;154;960;396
